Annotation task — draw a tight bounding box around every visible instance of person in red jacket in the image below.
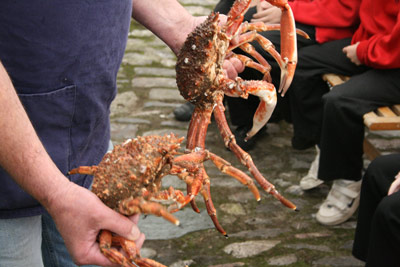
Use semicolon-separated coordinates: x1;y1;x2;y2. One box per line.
292;0;400;226
173;0;361;151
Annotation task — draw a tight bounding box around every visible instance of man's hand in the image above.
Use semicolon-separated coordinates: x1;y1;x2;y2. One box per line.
48;181;145;266
343;42;361;66
388;171;400;196
251;1;282;24
223;57;245;79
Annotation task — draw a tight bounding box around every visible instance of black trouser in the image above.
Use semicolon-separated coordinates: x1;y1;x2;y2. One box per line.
214;0;317;126
289;38;400;180
352;154;400;266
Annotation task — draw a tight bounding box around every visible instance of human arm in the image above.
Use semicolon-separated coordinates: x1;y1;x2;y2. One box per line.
0;62;144;266
388;172;400;195
355;10;400;69
131;0;201;55
251;1;282;24
131;0;244;78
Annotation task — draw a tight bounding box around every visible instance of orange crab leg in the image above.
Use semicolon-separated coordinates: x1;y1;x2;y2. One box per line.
231;53;272;82
213;95;297;211
99;230;140;267
230;31;288;84
68;165;98;175
208;151;260;201
135;258;168;267
186;105;213;150
242;81;277;140
102;231;167;267
264;0;298;95
119;198;180;226
224;0;252;38
198;168;228;236
240;21;309;39
220;76;277;139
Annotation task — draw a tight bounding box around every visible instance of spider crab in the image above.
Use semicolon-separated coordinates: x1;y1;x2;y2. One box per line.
176;0;300;214
69;134;264;267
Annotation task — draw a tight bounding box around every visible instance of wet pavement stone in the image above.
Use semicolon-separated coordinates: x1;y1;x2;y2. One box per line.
107;0;400;266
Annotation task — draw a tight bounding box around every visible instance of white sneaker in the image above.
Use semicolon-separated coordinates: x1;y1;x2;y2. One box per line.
316;179;362;226
300;146;324;190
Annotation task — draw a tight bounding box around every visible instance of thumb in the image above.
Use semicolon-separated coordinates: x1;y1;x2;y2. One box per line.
101;208;142;241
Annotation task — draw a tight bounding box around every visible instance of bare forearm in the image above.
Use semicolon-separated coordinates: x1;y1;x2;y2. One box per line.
131;0;196;54
0;62;69;210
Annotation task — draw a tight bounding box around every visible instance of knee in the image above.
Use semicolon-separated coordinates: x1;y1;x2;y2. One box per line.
322;89;341;107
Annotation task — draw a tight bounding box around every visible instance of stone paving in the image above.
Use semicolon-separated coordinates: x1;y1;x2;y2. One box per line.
109;1;400;266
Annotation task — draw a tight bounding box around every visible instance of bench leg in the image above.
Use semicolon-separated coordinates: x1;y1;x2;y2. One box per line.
363;138;381;161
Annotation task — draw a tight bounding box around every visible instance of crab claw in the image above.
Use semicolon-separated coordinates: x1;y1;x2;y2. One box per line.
264;0;298;96
244;81;277;141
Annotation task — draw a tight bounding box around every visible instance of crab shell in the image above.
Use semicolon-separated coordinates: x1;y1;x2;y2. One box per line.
90;135;183;210
176;12;228;108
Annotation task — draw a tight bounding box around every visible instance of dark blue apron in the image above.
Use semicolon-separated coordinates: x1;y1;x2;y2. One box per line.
0;0;132;218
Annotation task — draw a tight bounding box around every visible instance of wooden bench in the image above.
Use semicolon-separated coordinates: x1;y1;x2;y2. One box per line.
322;73;400;160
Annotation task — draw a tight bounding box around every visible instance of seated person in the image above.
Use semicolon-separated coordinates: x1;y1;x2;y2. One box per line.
352;154;400;266
291;0;400;226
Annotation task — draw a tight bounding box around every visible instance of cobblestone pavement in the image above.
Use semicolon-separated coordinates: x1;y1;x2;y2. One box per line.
110;1;400;266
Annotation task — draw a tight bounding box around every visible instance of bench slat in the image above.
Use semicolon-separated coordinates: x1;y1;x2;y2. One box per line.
392;104;400;115
363;117;400;130
376;106;397;117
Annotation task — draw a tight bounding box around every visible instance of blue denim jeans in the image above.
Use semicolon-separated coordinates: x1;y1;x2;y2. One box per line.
0;215;44;267
0;213;99;267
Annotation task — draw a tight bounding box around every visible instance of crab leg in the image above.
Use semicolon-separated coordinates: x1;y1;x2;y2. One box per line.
199;170;228;236
68;165;98;175
186;105;213;150
224;0;253;38
243;81;277;140
99;230;139;267
99;230;166;267
229;31;289;92
231;53;272;82
221;76;277;139
208;151;260;201
118;198;180;226
213;95;297;210
264;0;298;95
240;21;309;39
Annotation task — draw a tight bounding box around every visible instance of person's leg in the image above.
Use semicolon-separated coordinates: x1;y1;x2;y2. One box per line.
315;69;400;225
0;215;44;267
319;69;400;180
353;154;400;262
288;38;366;150
365;191;400;267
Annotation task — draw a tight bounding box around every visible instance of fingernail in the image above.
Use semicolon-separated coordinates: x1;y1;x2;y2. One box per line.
129;225;141;241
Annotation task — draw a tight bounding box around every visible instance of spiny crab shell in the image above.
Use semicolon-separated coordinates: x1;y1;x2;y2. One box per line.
176;12;228;107
91;134;183;210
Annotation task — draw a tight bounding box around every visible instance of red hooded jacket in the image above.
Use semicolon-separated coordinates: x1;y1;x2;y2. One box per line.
353;0;400;69
288;0;361;43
